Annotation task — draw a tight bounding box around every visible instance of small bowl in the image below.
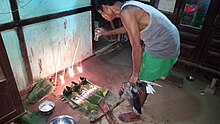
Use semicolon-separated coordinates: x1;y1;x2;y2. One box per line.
47;115;78;124
38;100;55;115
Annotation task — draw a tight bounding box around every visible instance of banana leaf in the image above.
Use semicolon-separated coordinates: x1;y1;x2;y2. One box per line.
20;111;46;124
71;95;97;114
87;94;103;105
28;79;54;103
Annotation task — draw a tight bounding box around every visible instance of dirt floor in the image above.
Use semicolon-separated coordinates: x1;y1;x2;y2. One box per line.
23;42;220;124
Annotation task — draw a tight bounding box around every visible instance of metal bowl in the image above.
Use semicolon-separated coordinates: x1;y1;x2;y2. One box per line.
38;100;55;115
47;115;78;124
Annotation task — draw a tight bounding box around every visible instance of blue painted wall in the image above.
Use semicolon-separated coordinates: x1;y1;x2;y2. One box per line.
17;0;90;19
23;12;92;80
0;0;13;24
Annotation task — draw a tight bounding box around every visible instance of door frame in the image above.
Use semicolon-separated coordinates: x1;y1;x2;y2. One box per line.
195;0;220;63
0;35;25;124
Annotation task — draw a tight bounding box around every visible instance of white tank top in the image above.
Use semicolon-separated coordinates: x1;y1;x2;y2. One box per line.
121;1;180;59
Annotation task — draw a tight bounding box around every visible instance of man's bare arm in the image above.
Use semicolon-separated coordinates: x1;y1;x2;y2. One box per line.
96;26;127;36
108;26;127;35
120;7;142;84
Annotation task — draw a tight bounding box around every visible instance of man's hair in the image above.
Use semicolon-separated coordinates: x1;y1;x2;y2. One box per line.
94;0;126;11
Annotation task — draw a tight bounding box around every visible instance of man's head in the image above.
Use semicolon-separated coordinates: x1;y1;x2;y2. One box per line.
94;0;122;21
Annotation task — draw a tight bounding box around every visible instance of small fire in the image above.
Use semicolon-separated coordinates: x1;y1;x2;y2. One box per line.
68;67;74;78
77;66;83;73
59;75;65;85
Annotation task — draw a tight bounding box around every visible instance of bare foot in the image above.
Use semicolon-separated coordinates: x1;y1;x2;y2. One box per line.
118;112;141;123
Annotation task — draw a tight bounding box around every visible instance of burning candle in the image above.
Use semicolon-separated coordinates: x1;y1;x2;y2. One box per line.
71;37;81;72
68;67;74;78
77;66;83;73
59;75;65;85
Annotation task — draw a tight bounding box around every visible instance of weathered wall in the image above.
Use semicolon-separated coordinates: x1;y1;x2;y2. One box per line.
23;12;92;81
1;30;28;90
18;0;90;19
0;0;13;24
0;0;92;91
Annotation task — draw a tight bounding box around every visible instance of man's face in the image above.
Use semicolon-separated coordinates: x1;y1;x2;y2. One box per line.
98;5;116;21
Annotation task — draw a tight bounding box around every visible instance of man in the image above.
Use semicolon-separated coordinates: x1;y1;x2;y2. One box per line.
94;0;180;122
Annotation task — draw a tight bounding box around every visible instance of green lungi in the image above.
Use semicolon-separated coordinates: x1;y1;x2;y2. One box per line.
139;51;178;81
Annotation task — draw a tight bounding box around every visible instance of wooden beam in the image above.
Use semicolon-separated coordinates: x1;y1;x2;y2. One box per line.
16;27;34;84
9;0;20;20
0;6;91;31
9;0;34;85
91;0;96;51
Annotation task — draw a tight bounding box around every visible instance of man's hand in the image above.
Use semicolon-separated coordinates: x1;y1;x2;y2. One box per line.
128;74;138;87
95;27;110;36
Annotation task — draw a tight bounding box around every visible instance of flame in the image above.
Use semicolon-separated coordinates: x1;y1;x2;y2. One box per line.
59;75;65;85
77;66;83;73
68;67;74;78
